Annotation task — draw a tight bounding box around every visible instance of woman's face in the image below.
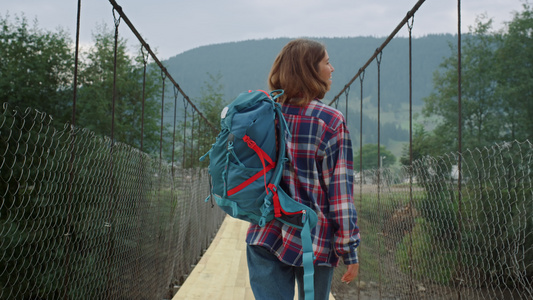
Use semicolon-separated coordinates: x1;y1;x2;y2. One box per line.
318;50;334;90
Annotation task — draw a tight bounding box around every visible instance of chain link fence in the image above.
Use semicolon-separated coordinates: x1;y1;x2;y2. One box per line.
332;140;532;299
2;103;532;300
0;103;226;299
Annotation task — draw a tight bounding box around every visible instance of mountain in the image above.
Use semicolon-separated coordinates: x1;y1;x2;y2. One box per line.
162;35;457;159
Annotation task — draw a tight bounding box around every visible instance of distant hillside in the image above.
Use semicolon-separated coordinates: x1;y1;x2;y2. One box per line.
162;35;457;159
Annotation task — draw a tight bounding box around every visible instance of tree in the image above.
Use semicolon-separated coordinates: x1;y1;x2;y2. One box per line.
422;16;503;154
76;24;162;154
183;72;226;168
420;4;533;156
494;3;533;141
0;13;74;125
354;143;396;170
0;17;74;297
412;5;533;287
399;124;443;166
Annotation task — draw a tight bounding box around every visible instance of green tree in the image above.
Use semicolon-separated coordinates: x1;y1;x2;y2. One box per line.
494;2;533;141
184;72;225;168
399;124;445;166
421;4;533;155
198;72;226;130
354;143;396;170
411;5;533;288
0;16;75;298
0;13;74;125
422;16;502;154
76;24;162;154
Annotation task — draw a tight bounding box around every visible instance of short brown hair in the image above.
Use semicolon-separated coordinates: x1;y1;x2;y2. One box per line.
268;39;328;106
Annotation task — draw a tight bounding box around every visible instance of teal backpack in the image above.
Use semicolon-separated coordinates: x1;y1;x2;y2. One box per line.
200;90;318;300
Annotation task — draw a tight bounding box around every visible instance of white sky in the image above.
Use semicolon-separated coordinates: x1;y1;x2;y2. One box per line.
2;0;527;60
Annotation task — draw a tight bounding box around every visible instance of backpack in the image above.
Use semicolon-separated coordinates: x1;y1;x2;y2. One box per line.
200;90;318;300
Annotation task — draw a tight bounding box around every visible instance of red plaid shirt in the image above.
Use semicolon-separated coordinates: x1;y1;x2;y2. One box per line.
246;99;360;267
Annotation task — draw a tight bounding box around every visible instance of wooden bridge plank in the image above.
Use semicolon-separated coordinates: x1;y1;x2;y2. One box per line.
172;216;334;300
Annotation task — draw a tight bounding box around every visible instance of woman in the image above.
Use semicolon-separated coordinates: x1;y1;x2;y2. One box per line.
246;39;360;300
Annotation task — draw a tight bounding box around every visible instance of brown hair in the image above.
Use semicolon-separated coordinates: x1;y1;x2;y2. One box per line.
268;39;328;106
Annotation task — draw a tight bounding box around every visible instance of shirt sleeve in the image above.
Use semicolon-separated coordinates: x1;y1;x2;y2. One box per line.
321;119;360;265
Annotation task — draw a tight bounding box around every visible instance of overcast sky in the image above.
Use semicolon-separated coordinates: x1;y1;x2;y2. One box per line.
3;0;527;60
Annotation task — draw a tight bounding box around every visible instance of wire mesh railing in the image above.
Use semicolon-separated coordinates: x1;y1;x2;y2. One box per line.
2;0;532;298
331;140;532;300
2;102;531;300
0;103;225;299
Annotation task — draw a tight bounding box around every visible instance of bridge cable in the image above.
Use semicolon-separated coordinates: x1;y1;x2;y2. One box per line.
64;0;82;296
155;69;167;280
111;8;121;145
190;111;196;168
168;85;180;283
106;7;122;298
376;50;383;299
160;70;167;164
172;86;179;176
357;68;365;300
134;43;149;298
456;0;464;298
140;45;149;152
71;0;81;128
407;14;415;300
108;0;217;133
182;99;190;168
192;111;198;166
344;86;350;125
329;0;426;107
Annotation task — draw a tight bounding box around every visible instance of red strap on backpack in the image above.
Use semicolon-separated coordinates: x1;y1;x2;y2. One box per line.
269;183;304;218
269;184;282;218
227;135;275;196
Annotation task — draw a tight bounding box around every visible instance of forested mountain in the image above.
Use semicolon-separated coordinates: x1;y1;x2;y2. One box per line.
163;35;457;157
4;9;531;164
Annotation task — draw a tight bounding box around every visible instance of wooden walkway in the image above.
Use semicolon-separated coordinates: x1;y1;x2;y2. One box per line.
172;216;335;300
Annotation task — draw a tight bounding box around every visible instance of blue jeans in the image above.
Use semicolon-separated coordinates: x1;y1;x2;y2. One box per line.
246;245;334;300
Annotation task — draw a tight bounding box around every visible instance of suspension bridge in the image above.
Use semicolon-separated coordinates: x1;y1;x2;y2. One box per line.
1;0;532;299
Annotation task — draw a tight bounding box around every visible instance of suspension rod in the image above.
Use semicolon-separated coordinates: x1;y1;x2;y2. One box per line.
108;0;217;133
329;0;426;106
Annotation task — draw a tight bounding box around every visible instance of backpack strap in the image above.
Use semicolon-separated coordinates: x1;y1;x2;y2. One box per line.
226;134;275;197
269;184;316;300
301;213;315;300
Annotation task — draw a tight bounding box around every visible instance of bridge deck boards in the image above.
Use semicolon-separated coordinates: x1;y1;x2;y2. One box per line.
172;216;335;300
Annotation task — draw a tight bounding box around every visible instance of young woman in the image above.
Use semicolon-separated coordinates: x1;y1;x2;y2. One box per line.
246;39;360;300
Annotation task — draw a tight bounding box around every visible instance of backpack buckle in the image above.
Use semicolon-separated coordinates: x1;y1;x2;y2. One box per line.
227;133;235;150
268;184;282;218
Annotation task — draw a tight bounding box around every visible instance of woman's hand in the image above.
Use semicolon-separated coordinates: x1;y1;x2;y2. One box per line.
341;263;359;284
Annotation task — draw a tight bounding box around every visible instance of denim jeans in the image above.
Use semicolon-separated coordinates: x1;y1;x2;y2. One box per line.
246;245;334;300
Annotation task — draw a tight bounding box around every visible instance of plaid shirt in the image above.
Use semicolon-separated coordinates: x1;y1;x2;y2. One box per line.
246;99;360;267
